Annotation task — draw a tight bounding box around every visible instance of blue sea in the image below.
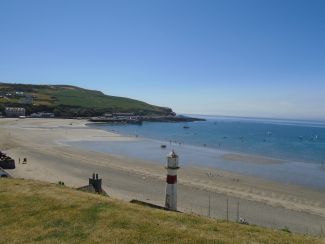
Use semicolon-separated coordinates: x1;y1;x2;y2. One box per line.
68;116;325;189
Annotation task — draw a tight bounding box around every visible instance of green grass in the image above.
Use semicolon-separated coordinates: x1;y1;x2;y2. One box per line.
0;179;324;243
0;83;171;116
0;97;19;104
50;88;162;111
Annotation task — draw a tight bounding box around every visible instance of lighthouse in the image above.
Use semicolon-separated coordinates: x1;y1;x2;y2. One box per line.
165;150;180;211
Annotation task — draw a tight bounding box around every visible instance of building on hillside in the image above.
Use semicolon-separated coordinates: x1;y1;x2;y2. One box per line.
5;107;26;117
103;113;113;117
113;112;135;117
15;91;25;96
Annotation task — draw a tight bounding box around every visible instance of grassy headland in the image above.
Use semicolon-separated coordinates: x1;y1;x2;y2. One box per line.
0;178;323;243
0;83;172;117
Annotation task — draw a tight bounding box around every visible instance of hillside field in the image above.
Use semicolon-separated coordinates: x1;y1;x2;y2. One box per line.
0;83;172;117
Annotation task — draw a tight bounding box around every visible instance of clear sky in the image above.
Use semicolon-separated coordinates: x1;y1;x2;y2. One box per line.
0;0;324;120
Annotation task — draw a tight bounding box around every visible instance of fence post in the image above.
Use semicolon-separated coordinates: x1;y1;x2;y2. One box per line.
236;200;240;223
226;199;229;222
208;193;211;218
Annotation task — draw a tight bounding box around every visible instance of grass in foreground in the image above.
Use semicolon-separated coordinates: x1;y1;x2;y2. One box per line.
0;178;324;244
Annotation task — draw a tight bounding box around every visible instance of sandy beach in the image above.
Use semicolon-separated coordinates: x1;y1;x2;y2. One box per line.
1;118;325;235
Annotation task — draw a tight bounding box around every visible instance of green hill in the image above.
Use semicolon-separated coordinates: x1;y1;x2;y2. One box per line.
0;83;173;117
0;178;323;243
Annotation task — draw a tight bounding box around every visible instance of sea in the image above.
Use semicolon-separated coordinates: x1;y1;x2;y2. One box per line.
67;115;325;189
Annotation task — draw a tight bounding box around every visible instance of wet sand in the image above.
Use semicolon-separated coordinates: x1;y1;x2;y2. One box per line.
1;118;325;235
223;153;283;164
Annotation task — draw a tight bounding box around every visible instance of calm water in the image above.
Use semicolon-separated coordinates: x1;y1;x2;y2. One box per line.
89;116;325;164
68;116;325;189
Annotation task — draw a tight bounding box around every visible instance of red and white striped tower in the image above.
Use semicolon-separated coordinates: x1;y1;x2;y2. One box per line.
165;150;180;211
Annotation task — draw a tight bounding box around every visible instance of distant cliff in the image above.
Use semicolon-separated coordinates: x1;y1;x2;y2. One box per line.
0;83;173;117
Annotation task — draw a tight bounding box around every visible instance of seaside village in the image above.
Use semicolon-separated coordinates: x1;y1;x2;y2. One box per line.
0;91;54;118
0;90;132;120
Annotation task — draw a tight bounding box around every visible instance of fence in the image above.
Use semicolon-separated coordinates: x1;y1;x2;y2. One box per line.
179;189;325;237
124;182;325;237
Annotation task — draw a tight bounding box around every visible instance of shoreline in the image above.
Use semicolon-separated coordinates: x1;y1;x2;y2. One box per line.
86;123;289;164
84;123;294;166
66;126;325;190
88;119;325;167
1;118;325;234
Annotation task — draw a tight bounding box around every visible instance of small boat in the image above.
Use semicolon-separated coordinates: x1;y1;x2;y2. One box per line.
160;144;167;149
183;125;190;129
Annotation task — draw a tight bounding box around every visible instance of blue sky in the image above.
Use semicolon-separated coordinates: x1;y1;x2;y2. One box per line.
0;0;324;120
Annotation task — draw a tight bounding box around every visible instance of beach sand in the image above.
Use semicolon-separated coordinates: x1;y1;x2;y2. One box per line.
1;118;325;235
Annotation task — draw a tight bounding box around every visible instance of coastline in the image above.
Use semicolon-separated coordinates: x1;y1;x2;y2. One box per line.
66;130;325;190
1;118;325;234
